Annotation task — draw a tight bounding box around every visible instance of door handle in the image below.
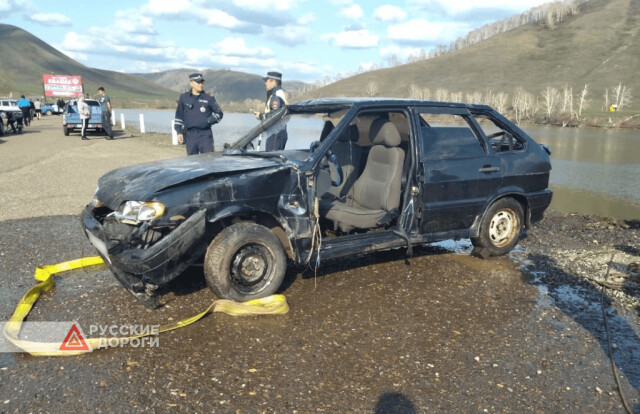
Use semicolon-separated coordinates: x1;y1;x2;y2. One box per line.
478;166;500;173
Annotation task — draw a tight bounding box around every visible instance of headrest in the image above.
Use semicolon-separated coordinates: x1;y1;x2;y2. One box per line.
369;118;401;147
338;124;359;142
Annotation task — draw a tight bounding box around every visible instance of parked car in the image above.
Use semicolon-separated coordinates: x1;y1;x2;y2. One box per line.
40;103;60;116
62;99;102;136
0;99;21;121
81;98;552;308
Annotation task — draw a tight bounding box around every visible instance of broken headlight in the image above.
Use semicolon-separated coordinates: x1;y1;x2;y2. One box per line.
112;201;165;225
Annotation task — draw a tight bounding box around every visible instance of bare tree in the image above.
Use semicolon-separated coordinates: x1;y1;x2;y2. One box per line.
493;92;509;113
576;84;589;119
408;84;422;99
422;88;432;101
366;81;379;97
435;88;449;102
513;88;536;123
540;86;560;120
612;83;632;109
560;85;573;115
450;91;463;102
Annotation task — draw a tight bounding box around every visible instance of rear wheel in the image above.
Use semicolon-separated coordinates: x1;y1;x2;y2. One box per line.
204;222;286;302
471;198;524;256
63;125;70;136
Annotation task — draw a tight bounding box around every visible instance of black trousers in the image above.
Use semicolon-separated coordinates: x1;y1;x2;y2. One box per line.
81;118;89;138
101;110;113;138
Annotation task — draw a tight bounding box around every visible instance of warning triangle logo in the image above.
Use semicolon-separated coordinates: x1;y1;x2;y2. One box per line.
59;323;91;352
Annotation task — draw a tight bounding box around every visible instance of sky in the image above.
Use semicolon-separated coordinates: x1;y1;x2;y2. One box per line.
0;0;553;83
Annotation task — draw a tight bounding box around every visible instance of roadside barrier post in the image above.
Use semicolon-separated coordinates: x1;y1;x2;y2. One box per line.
120;113;125;130
111;111;116;126
139;114;145;134
171;120;178;145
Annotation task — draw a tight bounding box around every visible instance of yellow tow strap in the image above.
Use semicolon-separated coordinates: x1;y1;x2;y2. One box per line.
3;256;289;356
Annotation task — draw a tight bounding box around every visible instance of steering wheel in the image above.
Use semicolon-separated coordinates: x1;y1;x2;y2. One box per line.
310;141;343;186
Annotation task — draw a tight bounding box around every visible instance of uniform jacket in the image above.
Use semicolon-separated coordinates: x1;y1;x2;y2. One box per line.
174;91;223;133
78;99;90;120
259;86;287;121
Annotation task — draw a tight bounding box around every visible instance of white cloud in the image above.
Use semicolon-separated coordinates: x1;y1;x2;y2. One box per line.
214;37;273;58
144;0;191;15
273;25;313;46
232;0;300;11
374;5;407;23
204;9;243;29
321;29;378;48
297;13;315;25
27;12;72;26
388;19;467;42
340;4;363;20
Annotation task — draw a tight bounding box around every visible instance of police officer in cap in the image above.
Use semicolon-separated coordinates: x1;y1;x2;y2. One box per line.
254;71;288;150
174;73;223;155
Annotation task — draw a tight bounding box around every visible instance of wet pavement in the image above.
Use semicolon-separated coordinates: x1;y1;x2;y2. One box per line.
1;214;639;413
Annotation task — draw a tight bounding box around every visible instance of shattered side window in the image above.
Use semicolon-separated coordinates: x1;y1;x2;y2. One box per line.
473;114;526;153
419;113;485;160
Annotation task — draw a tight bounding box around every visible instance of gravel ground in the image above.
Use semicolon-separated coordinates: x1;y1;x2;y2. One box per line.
0;117;639;413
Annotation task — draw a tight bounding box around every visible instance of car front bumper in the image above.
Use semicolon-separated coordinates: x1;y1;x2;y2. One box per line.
81;207;207;307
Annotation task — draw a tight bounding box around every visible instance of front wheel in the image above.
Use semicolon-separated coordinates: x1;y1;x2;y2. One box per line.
63;125;70;136
204;222;287;302
471;198;524;256
45;110;52;116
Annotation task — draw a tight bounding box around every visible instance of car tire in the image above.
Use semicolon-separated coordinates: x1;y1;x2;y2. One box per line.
471;197;524;256
45;110;52;116
63;125;70;136
204;222;287;302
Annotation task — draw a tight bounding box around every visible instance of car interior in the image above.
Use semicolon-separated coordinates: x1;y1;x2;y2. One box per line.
316;110;411;234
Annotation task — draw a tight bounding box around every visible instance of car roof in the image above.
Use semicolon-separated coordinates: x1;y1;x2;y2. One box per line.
288;97;493;113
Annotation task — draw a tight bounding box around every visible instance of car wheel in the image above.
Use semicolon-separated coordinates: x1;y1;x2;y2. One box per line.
45;110;52;116
204;222;286;302
63;125;69;136
471;198;524;256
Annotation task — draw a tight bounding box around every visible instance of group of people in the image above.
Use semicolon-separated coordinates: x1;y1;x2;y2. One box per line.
174;70;288;155
2;95;39;134
76;86;113;140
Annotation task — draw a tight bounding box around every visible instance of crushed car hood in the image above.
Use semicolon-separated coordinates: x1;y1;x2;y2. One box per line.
96;153;283;207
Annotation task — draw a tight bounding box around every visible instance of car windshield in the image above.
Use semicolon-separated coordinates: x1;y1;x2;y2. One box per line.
230;108;349;152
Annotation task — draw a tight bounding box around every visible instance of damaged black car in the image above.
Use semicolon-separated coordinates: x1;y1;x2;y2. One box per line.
81;98;552;307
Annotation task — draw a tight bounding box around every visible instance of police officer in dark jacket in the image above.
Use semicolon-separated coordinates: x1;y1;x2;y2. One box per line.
254;71;288;150
174;73;223;155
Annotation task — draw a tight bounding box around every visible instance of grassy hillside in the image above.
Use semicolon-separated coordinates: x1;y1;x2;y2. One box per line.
305;0;640;119
0;24;177;107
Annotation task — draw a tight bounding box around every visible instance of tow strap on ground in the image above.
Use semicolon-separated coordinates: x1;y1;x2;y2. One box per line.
3;256;289;356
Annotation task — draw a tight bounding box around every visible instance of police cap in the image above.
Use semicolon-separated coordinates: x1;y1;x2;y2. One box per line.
263;71;282;82
189;73;205;83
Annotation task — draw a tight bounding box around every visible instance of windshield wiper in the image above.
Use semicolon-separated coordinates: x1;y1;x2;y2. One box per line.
221;149;287;162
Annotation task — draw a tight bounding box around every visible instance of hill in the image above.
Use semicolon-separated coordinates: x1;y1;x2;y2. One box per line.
136;68;308;104
305;0;640;117
0;24;177;107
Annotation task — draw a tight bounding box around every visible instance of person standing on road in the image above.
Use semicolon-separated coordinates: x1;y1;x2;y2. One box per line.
78;95;90;141
18;95;31;127
34;99;41;120
97;87;114;140
253;71;288;150
174;73;223;155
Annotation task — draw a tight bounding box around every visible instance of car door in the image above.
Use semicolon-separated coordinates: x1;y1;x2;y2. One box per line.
417;107;503;233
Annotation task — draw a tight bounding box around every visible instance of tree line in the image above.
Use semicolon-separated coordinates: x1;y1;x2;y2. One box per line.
398;82;633;125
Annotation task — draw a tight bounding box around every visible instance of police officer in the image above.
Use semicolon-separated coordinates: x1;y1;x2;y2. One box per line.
174;73;223;155
97;87;114;140
254;71;288;150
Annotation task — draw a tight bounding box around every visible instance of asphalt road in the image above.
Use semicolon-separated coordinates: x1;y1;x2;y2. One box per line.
0;117;638;413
